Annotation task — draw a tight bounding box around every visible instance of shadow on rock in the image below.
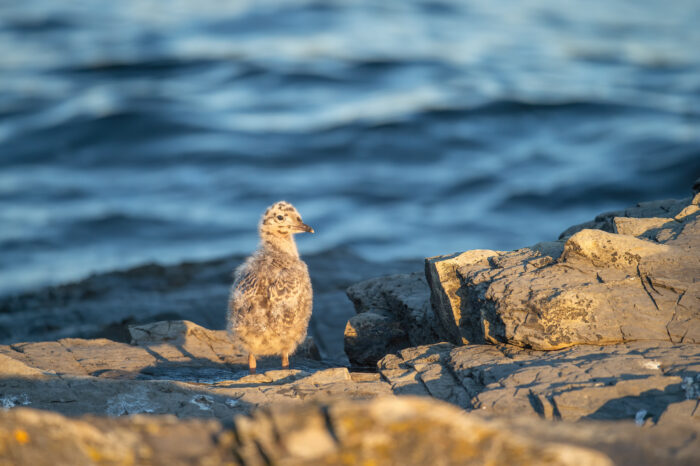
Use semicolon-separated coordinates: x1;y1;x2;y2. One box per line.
379;341;700;424
585;382;693;424
0;320;393;420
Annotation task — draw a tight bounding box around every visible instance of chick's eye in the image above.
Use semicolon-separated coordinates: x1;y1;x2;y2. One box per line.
277;215;284;221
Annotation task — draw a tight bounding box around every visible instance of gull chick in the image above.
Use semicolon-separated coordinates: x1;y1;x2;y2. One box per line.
227;201;314;374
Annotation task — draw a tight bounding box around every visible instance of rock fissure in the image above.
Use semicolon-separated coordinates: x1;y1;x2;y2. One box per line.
637;266;661;312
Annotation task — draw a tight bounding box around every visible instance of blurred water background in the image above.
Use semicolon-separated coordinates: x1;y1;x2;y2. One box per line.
1;0;699;295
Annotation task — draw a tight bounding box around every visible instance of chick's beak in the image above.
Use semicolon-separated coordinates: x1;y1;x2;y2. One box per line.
301;223;314;234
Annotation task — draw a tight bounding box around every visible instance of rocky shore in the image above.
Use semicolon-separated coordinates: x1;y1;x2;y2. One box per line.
1;186;699;465
0;248;421;364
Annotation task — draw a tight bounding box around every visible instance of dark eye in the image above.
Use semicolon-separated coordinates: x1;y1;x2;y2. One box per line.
277;215;284;220
296;216;301;221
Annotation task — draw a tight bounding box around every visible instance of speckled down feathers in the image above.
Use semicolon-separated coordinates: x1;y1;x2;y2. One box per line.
227;202;313;356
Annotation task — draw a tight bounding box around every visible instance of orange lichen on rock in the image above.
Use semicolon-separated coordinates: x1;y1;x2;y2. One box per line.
13;429;29;444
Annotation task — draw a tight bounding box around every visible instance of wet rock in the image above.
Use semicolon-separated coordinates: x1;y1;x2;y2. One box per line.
378;341;700;424
344;273;442;367
426;195;700;350
3;397;699;466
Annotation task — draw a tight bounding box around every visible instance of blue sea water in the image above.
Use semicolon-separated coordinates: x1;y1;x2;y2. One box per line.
0;0;699;295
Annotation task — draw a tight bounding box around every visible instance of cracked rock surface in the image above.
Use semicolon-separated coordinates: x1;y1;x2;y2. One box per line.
425;194;700;349
3;318;697;432
378;341;700;424
0;320;390;420
337;192;700;436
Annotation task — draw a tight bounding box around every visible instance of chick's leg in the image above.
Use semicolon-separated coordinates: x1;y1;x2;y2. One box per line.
281;352;289;369
248;353;256;374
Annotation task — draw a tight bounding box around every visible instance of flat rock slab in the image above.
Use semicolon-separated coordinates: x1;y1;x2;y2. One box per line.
4;323;697;428
0;320;391;420
379;341;700;424
2;397;699;466
426;195;700;349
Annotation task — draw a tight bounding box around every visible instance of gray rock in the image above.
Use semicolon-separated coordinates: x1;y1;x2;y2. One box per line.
426;195;700;350
344;272;442;367
613;217;675;237
0;320;391;420
558;196;694;239
425;249;505;345
345;311;409;368
3;396;699;466
10;318;698;431
378;341;700;424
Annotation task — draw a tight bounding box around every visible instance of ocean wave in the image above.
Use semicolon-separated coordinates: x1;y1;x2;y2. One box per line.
0;0;699;295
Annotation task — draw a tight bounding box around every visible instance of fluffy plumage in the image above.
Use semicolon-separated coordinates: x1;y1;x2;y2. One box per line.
227;201;314;372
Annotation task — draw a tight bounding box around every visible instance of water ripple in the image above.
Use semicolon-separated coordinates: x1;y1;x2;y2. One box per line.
0;0;699;294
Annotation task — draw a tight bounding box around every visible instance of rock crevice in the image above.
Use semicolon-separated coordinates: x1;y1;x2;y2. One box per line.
424;195;700;350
